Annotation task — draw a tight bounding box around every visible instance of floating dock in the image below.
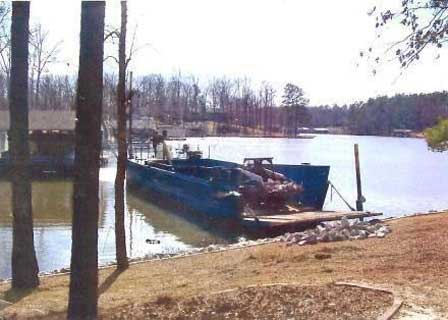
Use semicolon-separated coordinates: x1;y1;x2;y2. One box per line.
241;209;382;234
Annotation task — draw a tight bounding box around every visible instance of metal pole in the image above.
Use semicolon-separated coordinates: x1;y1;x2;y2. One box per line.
354;143;364;211
128;71;133;158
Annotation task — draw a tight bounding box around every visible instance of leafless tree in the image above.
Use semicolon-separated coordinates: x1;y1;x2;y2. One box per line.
260;81;275;135
103;73;117;124
37;74;75;110
363;1;448;73
0;2;11;80
29;23;62;108
115;0;128;270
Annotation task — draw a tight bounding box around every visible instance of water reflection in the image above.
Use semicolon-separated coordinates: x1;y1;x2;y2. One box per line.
0;181;73;224
126;189;234;247
0;167;230;279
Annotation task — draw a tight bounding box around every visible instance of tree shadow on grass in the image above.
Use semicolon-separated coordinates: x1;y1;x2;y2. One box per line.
2;287;35;304
99;268;126;296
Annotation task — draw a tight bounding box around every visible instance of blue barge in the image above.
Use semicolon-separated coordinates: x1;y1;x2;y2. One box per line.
126;156;332;228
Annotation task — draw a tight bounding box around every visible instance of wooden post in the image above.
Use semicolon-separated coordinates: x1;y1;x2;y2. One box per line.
128;71;133;158
354;144;364;211
140;141;142;160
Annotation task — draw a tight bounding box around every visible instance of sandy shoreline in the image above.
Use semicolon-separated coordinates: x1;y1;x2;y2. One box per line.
1;210;448;319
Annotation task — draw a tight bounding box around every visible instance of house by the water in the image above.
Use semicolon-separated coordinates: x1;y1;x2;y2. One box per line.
0;110;76;177
392;129;413;137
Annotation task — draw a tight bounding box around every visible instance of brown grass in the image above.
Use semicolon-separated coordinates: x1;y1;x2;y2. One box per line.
105;284;393;320
1;211;448;319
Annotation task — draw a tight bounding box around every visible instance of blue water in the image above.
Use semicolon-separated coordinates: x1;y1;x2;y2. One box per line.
1;135;447;278
181;135;448;217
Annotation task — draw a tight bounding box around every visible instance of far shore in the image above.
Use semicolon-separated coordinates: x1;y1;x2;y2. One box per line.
184;131;425;139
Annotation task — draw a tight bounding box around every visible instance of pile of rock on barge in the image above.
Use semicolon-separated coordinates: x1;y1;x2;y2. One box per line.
126;151;381;234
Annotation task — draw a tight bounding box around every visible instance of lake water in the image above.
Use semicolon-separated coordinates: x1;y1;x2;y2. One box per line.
1;135;447;279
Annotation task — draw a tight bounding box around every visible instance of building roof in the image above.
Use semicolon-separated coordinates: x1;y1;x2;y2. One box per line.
0;110;76;131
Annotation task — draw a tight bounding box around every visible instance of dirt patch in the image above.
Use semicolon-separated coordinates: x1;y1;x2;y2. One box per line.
105;284;393;320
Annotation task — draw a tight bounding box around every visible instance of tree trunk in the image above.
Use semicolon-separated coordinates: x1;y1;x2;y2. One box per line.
114;0;128;270
9;1;39;289
68;2;105;319
294;106;298;137
127;71;133;158
29;65;34;109
35;69;41;109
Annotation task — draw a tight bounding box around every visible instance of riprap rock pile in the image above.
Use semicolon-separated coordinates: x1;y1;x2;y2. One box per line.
280;217;391;246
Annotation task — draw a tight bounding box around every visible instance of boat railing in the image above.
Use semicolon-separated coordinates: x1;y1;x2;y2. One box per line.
144;160;174;171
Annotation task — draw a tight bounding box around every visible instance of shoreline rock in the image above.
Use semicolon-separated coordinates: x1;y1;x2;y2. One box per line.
0;217;392;282
279;217;391;246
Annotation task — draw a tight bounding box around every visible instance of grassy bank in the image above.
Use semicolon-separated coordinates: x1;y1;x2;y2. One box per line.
1;211;448;319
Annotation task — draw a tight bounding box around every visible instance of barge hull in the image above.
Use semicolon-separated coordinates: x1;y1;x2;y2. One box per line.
126;160;242;220
126;159;331;221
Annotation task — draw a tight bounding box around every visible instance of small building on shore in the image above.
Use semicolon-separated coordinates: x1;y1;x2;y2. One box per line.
0;110;76;157
184;121;216;136
312;128;330;134
156;124;186;140
109;116;187;142
392;129;413;137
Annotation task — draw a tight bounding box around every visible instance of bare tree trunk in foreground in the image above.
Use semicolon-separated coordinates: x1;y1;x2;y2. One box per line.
114;0;129;270
9;0;39;290
68;2;105;319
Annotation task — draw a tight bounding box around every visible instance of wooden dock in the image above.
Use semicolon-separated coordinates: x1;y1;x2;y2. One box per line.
241;210;382;234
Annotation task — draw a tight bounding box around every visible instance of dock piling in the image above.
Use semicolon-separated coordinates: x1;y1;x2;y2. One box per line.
354;144;364;211
128;71;133;158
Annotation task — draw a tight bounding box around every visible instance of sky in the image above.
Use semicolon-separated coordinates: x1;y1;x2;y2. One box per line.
29;0;448;106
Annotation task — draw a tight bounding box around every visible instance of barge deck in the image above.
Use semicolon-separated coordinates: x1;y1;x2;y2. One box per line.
241;209;382;234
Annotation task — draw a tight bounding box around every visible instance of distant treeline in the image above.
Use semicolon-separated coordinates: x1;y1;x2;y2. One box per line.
0;72;305;135
0;71;447;136
309;92;448;135
0;73;75;111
